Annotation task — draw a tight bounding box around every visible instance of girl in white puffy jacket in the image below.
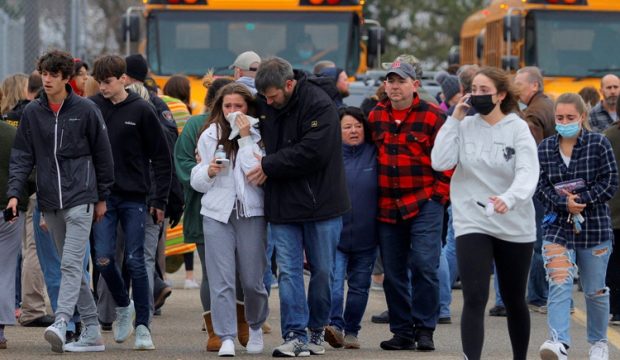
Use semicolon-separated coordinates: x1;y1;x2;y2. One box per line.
190;83;268;356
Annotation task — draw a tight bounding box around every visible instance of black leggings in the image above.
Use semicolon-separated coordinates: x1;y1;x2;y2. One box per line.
456;233;533;360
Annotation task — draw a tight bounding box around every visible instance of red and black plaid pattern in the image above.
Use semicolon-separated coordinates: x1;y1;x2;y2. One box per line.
368;95;452;223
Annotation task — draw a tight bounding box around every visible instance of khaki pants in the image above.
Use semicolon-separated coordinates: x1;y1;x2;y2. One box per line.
19;194;48;323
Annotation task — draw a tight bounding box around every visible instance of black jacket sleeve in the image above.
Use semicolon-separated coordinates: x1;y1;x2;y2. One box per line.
88;106;115;201
262;98;339;179
7;110;35;201
142;105;172;210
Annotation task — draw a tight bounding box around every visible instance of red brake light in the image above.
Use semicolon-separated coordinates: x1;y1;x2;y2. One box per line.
327;0;341;4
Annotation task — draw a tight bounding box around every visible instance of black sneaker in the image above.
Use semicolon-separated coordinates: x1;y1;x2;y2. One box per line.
99;321;112;332
488;305;507;317
438;317;452;324
371;310;389;324
415;328;435;351
611;314;620;326
380;335;415;350
20;314;55;327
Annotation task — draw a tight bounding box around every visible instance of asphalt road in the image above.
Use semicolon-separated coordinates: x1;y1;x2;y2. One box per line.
3;255;620;359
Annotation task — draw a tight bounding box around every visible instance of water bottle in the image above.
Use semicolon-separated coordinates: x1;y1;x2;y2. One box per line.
214;144;226;160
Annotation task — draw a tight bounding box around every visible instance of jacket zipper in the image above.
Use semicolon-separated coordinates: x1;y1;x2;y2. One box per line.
53;101;65;209
305;180;317;206
85;160;90;187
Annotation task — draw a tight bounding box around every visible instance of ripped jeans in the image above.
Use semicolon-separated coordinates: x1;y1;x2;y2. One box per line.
542;240;611;346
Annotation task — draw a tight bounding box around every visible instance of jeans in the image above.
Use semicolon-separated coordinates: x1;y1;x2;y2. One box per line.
494;263;505;307
272;217;342;341
329;247;377;336
93;195;150;328
263;223;275;296
543;240;611;346
34;205;89;331
379;199;444;338
439;206;456;318
527;198;548;306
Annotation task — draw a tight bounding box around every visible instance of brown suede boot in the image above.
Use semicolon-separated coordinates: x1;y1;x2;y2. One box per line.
236;301;249;347
203;311;221;352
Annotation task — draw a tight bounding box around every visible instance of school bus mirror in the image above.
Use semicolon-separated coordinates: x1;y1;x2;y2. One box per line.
367;27;386;56
501;56;519;71
448;46;460;66
503;14;522;42
122;14;141;42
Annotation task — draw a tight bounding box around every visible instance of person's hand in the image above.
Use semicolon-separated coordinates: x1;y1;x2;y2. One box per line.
195;149;202;164
489;196;508;214
236;113;251;138
208;158;225;178
150;207;165;225
563;190;586;215
453;94;472;121
94;200;107;223
246;153;267;186
5;198;18;223
39;215;48;232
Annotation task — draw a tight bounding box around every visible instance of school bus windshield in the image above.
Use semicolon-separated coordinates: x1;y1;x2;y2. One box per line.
525;10;620;78
146;10;359;77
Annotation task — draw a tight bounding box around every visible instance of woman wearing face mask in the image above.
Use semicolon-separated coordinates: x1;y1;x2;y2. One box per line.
190;83;269;357
536;93;618;360
431;66;539;360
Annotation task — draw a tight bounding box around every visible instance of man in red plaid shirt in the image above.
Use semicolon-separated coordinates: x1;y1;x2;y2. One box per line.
368;61;451;352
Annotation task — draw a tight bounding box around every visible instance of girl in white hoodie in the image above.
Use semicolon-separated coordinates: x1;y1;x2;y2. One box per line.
190;83;268;357
431;67;539;360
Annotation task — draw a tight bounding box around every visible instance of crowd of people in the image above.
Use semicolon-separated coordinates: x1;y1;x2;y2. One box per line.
1;46;620;360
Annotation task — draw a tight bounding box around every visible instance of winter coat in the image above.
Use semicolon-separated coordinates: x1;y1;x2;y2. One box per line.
257;70;350;223
8;85;114;211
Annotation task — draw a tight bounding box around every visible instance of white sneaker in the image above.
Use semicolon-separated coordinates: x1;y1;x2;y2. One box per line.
589;341;609;360
44;318;67;353
218;338;235;357
184;279;200;289
64;324;105;352
539;340;568;360
246;327;263;354
113;300;135;343
134;325;155;351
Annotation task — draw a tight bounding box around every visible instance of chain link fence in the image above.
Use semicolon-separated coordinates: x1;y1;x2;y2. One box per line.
0;0;139;81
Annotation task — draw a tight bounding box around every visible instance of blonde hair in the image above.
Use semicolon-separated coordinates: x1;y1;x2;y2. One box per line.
1;73;28;114
125;82;151;102
555;92;591;131
83;76;100;97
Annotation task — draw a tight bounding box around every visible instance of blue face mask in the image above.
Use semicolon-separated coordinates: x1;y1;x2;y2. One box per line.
555;122;581;138
298;49;313;60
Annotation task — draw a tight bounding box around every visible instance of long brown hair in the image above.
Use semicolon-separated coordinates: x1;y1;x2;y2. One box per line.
474;67;519;115
201;83;257;159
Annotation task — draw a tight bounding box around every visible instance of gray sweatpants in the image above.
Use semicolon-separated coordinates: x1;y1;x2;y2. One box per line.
0;216;24;325
203;215;269;340
44;204;98;326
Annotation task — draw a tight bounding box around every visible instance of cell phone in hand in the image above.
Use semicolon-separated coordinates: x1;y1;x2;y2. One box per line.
215;158;230;167
3;208;18;222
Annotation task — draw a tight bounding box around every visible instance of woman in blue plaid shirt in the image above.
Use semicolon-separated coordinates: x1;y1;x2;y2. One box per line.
537;93;619;360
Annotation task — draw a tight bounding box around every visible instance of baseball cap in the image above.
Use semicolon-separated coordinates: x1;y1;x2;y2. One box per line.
229;51;261;71
386;61;417;80
382;54;424;79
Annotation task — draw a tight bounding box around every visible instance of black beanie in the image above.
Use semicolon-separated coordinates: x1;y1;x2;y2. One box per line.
125;54;148;82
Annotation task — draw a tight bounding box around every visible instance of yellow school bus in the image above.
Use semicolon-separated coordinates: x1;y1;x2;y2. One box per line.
127;0;372;114
459;0;620;98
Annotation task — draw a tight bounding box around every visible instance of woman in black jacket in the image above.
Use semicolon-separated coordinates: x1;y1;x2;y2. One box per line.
324;107;378;350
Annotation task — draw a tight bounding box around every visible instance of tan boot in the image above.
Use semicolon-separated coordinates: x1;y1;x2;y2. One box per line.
203;311;221;352
236;301;249;347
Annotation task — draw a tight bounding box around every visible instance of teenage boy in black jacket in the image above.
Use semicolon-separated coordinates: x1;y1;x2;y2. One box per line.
89;55;171;351
6;49;114;353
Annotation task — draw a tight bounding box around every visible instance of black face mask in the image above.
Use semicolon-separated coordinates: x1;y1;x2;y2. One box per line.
470;94;497;115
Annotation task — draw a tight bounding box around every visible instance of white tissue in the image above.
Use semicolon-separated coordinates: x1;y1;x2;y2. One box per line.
225;111;260;140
